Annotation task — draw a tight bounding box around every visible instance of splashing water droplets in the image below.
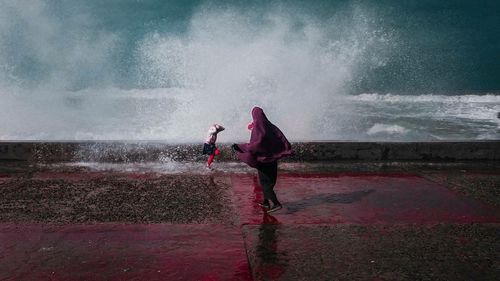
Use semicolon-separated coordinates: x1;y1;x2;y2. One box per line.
136;7;385;141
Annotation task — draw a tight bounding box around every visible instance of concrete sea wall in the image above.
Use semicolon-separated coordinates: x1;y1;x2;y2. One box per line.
0;141;499;163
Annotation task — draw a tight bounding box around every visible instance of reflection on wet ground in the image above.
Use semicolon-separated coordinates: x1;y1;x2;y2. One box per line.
285;189;375;214
233;174;499;225
243;223;500;280
55;161;255;174
253;214;289;281
0;161;499;280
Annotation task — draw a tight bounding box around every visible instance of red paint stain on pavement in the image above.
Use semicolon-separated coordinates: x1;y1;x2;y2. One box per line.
0;224;252;281
232;173;499;225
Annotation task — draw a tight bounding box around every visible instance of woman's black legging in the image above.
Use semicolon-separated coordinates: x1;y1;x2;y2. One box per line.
257;161;280;205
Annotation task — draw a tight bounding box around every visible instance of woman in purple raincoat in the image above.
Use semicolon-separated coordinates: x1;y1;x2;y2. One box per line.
232;107;294;213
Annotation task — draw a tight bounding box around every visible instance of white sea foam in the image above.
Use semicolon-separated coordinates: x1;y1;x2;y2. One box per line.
367;124;408;135
350;93;500;103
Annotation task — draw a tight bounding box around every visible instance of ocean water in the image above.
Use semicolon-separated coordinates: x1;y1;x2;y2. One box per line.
0;0;499;141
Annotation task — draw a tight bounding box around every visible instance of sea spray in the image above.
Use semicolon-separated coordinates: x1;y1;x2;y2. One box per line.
0;1;498;141
135;5;392;141
0;2;391;141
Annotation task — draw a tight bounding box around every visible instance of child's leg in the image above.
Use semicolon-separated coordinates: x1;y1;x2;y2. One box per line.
207;149;220;167
207;154;215;167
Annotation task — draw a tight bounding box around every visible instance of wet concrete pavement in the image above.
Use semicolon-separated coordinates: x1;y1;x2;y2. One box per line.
0;224;251;281
0;161;499;280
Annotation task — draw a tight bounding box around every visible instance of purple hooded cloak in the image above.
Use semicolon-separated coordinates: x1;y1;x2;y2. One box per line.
235;107;294;168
